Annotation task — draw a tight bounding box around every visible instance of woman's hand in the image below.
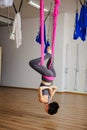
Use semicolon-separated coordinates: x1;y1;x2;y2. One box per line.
51;86;57;90
49;86;57;99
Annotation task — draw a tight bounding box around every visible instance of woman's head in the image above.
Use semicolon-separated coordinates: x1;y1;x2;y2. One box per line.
44;102;59;115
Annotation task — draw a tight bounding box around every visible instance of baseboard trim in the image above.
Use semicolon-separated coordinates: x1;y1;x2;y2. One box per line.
0;86;37;91
0;86;87;95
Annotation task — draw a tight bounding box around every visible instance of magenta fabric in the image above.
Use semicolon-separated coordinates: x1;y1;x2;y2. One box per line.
52;0;60;61
43;75;55;81
40;0;60;65
40;0;44;65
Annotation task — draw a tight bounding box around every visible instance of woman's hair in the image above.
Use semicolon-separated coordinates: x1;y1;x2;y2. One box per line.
48;102;59;115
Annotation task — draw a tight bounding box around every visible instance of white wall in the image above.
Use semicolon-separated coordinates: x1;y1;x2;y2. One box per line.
0;18;40;88
61;13;87;93
54;13;65;91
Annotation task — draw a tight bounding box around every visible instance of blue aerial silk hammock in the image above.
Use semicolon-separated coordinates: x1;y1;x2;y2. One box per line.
73;1;87;41
35;23;50;54
73;10;81;40
79;4;87;41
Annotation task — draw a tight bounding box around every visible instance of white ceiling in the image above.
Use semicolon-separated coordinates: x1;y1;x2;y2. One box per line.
0;0;81;19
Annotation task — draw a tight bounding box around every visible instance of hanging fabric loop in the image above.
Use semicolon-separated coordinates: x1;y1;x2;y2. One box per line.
40;0;60;65
10;0;23;48
51;0;60;62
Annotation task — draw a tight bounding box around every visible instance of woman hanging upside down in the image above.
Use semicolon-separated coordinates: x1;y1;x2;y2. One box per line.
29;46;59;115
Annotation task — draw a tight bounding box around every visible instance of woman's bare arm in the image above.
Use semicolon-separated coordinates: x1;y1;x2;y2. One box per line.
39;86;50;97
49;86;57;99
38;86;50;103
38;86;57;103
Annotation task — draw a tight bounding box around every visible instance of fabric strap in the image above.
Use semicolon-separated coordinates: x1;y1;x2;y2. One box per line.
40;0;44;65
52;0;60;61
43;75;55;81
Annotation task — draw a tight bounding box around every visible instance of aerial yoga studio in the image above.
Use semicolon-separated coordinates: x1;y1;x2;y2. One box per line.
0;0;87;130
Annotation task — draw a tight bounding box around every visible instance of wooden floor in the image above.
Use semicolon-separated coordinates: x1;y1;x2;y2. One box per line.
0;87;87;130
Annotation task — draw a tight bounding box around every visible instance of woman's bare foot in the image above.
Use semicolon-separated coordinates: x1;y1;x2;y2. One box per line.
47;46;52;54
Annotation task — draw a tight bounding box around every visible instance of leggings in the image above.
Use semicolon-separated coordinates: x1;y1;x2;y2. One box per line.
29;53;56;78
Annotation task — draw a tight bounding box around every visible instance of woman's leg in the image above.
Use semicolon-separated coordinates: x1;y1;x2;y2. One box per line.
46;58;56;77
29;53;54;76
